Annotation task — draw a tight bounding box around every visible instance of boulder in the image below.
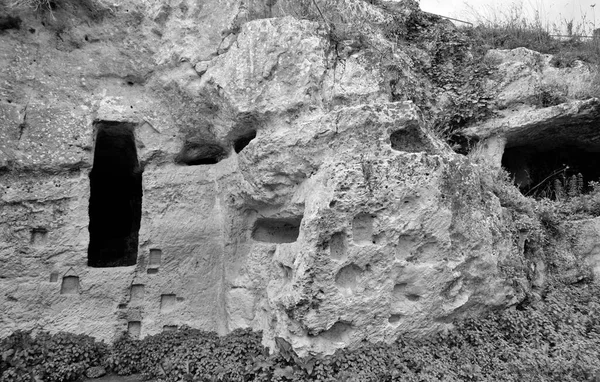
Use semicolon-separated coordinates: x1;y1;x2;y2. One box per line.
85;366;107;379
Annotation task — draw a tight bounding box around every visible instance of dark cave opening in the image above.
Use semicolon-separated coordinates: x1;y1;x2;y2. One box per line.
502;144;600;199
234;130;257;153
88;121;142;267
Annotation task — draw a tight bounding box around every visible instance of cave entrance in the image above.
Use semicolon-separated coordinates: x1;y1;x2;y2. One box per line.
502;144;600;199
88;121;142;267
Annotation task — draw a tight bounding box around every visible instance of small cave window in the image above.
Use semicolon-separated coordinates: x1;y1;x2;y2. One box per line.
251;217;302;243
234;130;257;153
88;121;142;267
176;141;227;165
502;144;600;199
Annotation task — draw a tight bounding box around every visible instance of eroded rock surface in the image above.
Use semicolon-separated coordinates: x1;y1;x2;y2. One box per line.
464;47;600;168
0;0;543;355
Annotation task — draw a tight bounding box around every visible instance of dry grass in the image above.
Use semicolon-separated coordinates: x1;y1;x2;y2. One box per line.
463;1;600;66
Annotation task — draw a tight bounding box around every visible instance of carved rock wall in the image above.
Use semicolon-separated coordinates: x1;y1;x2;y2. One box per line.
0;0;528;354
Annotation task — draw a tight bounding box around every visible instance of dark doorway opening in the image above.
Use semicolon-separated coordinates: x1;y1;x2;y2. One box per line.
88;121;142;267
502;144;600;199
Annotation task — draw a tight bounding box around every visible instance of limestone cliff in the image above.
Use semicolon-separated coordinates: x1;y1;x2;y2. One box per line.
0;0;596;355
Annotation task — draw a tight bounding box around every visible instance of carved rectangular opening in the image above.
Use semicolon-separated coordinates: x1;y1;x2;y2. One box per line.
160;294;177;313
127;321;141;338
130;284;145;303
30;228;48;246
88;121;142;267
329;232;347;261
148;249;162;268
251;217;302;243
352;213;374;245
60;276;79;294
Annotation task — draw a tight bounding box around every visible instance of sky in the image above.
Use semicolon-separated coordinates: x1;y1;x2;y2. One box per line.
419;0;599;35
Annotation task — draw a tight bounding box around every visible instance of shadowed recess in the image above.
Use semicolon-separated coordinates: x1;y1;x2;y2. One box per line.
30;228;48;246
321;321;354;342
251;217;302;243
329;232;347;260
88;121;142;267
148;249;162;268
60;276;79;294
128;321;141;338
503;144;600;199
130;284;145;303
176;140;227;165
352;213;374;244
279;264;293;281
234;130;257;153
388;314;402;325
390;121;432;153
335;264;362;292
160;294;177;313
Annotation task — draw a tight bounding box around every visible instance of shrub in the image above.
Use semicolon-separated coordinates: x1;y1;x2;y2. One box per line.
0;331;108;382
6;0;116;20
2;284;600;382
108;327;218;378
108;327;266;381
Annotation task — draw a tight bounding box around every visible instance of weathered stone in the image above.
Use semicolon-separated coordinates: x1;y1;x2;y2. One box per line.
194;61;210;76
566;218;600;280
85;366;107;379
466;48;600;169
484;47;594;109
0;0;556;357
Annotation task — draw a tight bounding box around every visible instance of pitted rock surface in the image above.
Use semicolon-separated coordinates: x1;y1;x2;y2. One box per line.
0;0;554;355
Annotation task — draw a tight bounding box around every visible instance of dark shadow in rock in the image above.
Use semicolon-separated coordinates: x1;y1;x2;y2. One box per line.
352;213;374;245
88;121;141;268
390;121;433;153
176;140;227;165
234;130;257;153
503;144;600;199
60;276;79;294
252;217;302;243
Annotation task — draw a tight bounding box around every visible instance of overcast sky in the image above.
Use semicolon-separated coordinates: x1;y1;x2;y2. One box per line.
419;0;599;35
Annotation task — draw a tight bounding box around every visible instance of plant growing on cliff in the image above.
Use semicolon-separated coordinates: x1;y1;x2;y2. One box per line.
0;331;107;382
7;0;116;18
8;0;52;11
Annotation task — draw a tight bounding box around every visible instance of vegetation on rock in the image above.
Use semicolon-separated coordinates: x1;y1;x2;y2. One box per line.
1;281;599;381
1;1;599;381
0;331;107;382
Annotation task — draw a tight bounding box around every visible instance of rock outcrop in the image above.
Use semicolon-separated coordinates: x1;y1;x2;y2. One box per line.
464;47;600;169
0;0;578;355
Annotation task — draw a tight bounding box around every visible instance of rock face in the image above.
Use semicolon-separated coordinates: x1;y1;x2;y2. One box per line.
0;0;535;355
462;47;600;216
464;47;600;169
